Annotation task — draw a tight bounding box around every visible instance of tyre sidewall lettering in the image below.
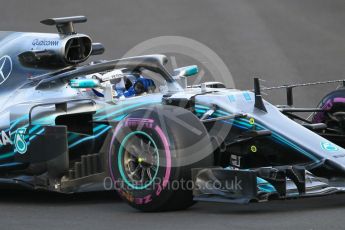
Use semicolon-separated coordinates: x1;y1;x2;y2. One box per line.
109;117;173;206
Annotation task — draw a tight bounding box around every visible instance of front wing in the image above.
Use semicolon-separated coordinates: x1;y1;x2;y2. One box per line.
192;166;345;204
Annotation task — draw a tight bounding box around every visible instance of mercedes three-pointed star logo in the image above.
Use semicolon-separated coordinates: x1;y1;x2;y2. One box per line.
0;55;12;85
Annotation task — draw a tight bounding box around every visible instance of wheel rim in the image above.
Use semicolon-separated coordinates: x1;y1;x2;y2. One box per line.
118;131;160;190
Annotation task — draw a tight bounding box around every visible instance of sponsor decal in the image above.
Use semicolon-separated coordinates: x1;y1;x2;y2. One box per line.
124;118;154;129
0;55;12;86
32;39;59;46
0;130;12;146
321;141;339;152
14;128;27;154
243;92;252;101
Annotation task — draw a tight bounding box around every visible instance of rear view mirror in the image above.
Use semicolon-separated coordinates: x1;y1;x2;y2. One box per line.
173;65;199;78
69;79;100;88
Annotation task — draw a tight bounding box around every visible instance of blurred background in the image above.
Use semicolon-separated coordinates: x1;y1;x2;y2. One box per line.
2;0;345;107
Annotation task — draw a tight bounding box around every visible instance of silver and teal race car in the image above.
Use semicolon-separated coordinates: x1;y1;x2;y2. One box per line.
1;16;345;212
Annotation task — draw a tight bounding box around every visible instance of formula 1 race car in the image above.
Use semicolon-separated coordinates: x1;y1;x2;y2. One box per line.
3;16;345;212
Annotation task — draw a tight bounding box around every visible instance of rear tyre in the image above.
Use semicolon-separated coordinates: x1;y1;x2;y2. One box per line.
108;105;214;212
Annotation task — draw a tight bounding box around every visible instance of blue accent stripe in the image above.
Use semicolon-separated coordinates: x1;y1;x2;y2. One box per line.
67;133;79;142
95;101;159;121
9;115;28;130
112;114;127;121
28;129;44;141
28;125;41;134
69;126;111;148
94;124;107;132
0;152;15;160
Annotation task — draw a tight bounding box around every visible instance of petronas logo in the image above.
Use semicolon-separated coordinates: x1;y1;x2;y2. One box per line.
321;141;339;152
14;128;28;154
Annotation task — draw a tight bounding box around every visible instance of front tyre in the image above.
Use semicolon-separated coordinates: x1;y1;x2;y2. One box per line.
108;105;213;212
313;88;345;133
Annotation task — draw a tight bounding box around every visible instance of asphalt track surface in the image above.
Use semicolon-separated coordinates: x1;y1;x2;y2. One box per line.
2;0;345;229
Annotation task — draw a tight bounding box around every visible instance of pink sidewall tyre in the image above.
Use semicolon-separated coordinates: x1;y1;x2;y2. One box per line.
109;105;214;212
